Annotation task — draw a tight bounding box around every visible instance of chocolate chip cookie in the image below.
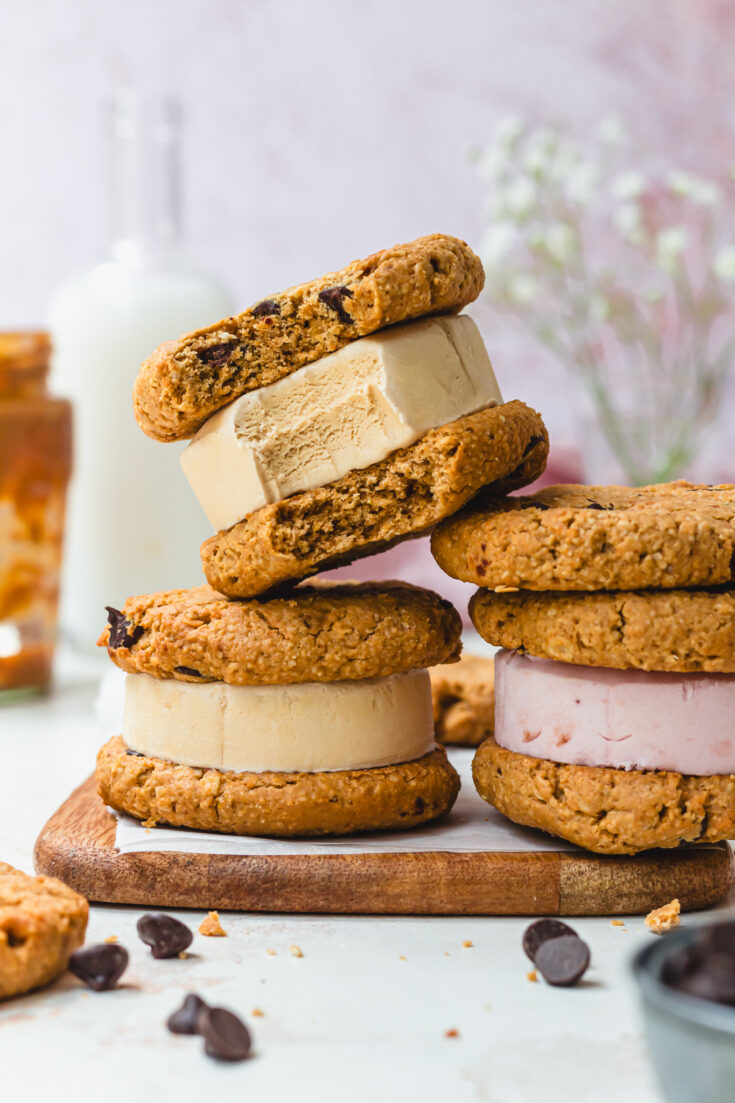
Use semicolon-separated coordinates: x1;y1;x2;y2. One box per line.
0;863;88;999
134;234;485;442
98;737;460;837
99;580;462;685
432;481;735;591
472;737;735;855
202;401;548;598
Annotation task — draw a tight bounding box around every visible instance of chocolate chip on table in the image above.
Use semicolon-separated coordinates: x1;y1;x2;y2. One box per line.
68;943;129;991
174;665;204;677
137;914;193;959
199;1006;253;1061
252;298;280;317
317;285;354;324
535;934;591;987
522;918;578;962
105;607;144;650
167;993;210;1035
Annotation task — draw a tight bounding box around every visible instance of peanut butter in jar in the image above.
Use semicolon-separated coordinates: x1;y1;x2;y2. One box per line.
0;333;72;699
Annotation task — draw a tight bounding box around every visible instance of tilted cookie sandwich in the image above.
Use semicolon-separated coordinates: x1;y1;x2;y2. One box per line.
134;233;548;598
431;482;735;855
430;653;495;747
0;863;88;1000
95;582;462;837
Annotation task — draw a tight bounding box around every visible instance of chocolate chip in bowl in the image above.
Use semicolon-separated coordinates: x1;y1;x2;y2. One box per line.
633;916;735;1103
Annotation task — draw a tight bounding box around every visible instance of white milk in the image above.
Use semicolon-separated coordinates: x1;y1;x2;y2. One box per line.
48;96;231;648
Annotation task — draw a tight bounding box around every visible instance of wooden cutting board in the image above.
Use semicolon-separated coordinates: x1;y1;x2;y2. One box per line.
33;776;733;916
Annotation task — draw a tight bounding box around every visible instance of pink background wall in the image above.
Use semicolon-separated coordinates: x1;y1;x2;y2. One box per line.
2;0;734;614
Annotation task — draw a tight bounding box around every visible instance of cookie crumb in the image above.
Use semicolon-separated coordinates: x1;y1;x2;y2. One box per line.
290;945;303;958
178;951;189;959
444;952;450;957
199;911;227;937
462;940;473;948
266;948;277;956
251;1008;265;1018
445;1028;459;1038
103;935;118;943
526;969;538;983
645;898;681;934
399;955;407;961
611;919;625;927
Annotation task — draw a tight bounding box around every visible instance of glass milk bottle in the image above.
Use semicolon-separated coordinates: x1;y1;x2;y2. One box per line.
49;95;231;649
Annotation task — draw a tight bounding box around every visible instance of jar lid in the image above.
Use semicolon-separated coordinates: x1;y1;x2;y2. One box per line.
0;332;51;395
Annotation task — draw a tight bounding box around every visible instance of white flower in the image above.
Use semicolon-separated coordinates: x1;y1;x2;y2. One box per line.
543;221;577;264
506;274;537;303
667;170;721;206
597;114;626;146
494;114;525;148
614;203;643;244
713;245;735;281
655;227;688;272
611;172;646;201
565;161;600;205
521;127;558;176
549;140;581;184
502;176;538;219
480;223;517;266
475;145;511;183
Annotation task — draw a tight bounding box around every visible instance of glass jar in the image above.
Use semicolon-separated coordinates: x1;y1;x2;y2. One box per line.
0;333;72;699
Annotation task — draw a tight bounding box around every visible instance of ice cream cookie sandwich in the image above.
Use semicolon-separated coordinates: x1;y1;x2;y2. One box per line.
135;234;548;598
432;482;735;854
96;582;462;837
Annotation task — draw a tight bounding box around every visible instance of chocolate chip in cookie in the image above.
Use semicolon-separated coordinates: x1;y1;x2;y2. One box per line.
105;606;144;650
318;285;354;324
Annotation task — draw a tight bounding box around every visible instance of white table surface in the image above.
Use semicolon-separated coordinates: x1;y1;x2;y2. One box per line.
2;650;728;1103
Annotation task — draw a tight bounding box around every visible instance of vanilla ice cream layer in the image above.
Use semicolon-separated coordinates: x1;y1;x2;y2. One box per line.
180;314;502;531
123;668;436;773
495;649;735;776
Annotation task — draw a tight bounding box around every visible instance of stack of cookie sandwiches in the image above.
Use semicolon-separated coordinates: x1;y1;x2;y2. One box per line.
96;233;549;837
433;482;735;854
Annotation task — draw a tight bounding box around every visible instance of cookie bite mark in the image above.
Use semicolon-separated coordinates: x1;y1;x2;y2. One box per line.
202;401;548;599
134;233;486;442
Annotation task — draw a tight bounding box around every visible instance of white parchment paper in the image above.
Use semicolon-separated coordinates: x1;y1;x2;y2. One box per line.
113;749;581;856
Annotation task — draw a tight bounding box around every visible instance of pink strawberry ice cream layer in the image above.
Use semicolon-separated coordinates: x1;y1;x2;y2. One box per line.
495;649;735;776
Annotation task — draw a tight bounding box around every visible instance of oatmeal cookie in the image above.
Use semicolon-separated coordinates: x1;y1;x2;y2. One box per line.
97;737;460;837
430;653;495;746
0;863;88;1000
99;581;462;684
470;586;735;673
202;401;548;598
134;234;485;441
432;481;735;591
472;737;735;855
